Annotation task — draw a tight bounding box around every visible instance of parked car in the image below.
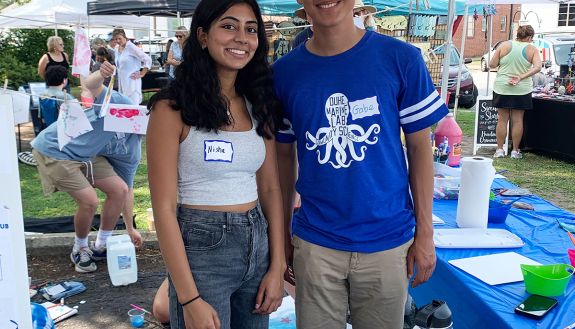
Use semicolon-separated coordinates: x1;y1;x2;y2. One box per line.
532;33;575;77
481;40;503;72
435;45;478;108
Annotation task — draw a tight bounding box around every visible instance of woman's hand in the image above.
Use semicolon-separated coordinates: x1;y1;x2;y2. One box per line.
183;299;221;329
130;71;142;80
253;267;285;314
508;76;521;86
127;229;143;248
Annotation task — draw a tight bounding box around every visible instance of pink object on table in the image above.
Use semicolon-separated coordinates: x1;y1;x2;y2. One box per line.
569;249;575;267
434;113;463;167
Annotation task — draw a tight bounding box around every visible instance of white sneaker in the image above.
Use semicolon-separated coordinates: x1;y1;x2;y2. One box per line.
510;150;523;159
493;149;505;158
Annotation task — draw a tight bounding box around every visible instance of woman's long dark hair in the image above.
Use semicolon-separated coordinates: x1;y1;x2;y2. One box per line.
148;0;285;138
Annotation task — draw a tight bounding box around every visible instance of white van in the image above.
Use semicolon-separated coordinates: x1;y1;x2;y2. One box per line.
532;33;575;77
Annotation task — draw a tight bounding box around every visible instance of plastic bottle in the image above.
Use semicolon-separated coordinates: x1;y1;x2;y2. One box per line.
107;234;138;286
434;113;463;167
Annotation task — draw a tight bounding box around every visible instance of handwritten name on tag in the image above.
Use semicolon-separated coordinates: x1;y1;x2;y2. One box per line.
349;96;380;120
204;140;234;162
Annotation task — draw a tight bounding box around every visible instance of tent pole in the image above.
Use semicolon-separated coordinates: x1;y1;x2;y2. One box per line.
453;5;470;120
441;0;456;104
486;14;493;96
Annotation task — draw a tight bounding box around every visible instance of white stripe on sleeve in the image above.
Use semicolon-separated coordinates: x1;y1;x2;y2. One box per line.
399;91;438;117
400;97;444;125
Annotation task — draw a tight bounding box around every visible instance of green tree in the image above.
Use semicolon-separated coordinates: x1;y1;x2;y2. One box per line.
0;29;75;88
0;0;31;11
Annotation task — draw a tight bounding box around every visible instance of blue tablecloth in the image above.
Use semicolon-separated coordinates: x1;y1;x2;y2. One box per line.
410;178;575;328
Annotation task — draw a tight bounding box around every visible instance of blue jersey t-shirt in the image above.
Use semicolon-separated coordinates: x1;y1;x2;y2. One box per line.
274;31;448;253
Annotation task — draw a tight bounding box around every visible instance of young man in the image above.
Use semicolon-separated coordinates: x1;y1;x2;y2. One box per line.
274;1;448;328
39;66;75;128
31;61;142;273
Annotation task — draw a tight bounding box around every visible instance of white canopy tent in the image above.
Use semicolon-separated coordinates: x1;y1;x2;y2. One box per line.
0;0;150;30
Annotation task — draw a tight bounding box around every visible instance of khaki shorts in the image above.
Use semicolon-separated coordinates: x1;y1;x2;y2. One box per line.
33;150;117;196
293;236;413;329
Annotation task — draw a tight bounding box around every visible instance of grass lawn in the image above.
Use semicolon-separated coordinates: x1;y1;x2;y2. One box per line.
19;109;575;230
455;110;575;213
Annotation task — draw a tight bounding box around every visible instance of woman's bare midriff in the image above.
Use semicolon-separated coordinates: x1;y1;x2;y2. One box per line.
180;200;258;213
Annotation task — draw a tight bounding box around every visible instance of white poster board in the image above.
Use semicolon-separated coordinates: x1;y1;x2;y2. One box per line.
28;82;46;109
473;96;509;155
1;90;31;125
0;94;32;329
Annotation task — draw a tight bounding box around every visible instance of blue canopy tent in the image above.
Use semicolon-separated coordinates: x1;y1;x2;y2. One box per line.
256;0;479;16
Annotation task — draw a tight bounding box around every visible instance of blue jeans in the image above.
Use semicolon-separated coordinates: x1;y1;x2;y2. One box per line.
168;205;270;329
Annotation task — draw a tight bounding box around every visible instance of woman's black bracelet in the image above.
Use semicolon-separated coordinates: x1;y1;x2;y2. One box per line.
181;295;201;307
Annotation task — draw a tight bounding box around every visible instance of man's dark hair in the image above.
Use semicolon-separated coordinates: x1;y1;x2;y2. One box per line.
45;66;68;87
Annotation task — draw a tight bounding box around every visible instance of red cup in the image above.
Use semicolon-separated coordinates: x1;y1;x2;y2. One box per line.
569;249;575;267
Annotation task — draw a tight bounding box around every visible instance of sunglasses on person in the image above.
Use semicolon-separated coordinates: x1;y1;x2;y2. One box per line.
175;35;184;39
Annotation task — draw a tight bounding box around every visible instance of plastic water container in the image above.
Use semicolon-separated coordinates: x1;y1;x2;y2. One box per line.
434;113;463;167
107;234;138;286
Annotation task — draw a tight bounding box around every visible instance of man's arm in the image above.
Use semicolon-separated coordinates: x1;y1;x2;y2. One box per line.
276;142;297;285
405;127;436;288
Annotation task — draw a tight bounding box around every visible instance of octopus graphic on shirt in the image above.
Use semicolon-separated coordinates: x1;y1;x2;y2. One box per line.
305;92;380;169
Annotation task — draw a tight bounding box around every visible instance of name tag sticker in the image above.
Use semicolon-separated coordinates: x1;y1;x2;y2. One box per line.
349;96;380;120
204;140;234;162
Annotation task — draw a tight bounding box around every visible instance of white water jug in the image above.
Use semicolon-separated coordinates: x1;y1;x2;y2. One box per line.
106;234;138;286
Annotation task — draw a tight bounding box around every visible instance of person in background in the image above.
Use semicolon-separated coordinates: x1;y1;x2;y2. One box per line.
91;46;116;88
37;36;70;81
30;61;141;273
162;39;174;72
38;66;75;129
292;7;313;48
353;1;377;31
146;0;286;328
274;0;446;328
490;24;541;159
166;26;189;81
91;38;106;62
113;28;152;105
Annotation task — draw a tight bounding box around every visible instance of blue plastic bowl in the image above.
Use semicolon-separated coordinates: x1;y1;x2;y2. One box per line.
488;200;512;224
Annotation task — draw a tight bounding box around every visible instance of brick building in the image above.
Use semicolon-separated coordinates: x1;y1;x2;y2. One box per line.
452;4;522;58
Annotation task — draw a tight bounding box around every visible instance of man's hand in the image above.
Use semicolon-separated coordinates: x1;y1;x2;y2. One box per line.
99;61;116;79
407;232;436;288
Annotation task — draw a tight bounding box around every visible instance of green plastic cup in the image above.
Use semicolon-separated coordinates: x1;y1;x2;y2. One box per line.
520;263;574;297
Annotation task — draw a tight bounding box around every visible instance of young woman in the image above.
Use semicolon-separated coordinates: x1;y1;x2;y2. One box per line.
146;1;286;328
490;25;541;159
112;28;152;105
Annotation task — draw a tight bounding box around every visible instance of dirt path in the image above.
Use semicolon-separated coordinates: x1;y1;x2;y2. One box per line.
29;248;168;329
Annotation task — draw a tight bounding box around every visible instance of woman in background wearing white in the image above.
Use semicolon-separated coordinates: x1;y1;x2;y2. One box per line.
112;28;152;105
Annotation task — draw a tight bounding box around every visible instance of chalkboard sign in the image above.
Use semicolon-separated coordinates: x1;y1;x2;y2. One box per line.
473;96;508;155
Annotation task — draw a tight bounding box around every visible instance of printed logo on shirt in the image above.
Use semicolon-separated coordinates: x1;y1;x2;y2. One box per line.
204;140;233;162
305;93;380;169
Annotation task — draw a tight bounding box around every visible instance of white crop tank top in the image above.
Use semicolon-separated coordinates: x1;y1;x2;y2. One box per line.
177;99;265;206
